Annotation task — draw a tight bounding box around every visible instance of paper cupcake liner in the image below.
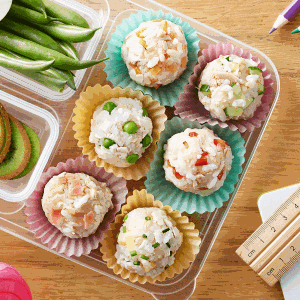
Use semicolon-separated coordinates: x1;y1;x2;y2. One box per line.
100;189;201;284
174;42;276;133
144;117;246;214
103;9;200;107
24;157;128;257
72;85;167;181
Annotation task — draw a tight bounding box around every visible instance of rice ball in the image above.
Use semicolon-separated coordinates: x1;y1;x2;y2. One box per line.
198;55;265;122
89;97;153;167
115;207;183;278
163;127;233;196
42;172;113;238
121;19;188;88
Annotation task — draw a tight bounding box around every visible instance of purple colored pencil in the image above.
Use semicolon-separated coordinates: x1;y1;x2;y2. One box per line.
269;0;300;34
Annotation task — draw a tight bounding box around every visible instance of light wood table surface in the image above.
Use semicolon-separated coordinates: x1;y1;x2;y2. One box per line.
1;0;300;299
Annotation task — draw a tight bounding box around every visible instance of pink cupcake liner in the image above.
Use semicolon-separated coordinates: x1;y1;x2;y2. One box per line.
174;42;276;133
24;156;128;257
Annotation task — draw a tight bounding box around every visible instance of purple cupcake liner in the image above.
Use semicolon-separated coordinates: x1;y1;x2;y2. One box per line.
24;157;128;257
174;42;276;133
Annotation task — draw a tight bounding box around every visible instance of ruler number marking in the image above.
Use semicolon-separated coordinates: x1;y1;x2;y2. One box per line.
291;246;296;252
279;258;286;265
270;227;276;233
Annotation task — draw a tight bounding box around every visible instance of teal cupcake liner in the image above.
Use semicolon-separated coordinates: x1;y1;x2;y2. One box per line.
144;117;246;214
104;9;200;107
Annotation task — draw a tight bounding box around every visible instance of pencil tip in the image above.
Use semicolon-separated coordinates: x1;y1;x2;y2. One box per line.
269;28;276;34
291;29;299;34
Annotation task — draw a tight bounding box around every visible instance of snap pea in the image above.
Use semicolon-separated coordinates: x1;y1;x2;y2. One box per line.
15;0;46;18
43;0;89;28
0;47;54;72
18;70;67;92
0;29;109;70
0;18;66;55
7;4;58;25
35;23;100;43
57;40;80;61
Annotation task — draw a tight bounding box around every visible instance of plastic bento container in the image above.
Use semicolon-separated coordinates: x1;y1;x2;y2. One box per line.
0;90;59;202
0;0;280;299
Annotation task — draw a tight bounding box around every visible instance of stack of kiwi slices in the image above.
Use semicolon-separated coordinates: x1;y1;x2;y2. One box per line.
0;103;41;180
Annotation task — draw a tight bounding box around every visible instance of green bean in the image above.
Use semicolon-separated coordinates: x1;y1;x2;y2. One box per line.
35;23;100;43
0;47;54;72
43;67;76;90
0;29;109;70
43;0;89;28
57;40;80;61
18;70;67;92
7;4;59;25
15;0;46;18
0;18;66;55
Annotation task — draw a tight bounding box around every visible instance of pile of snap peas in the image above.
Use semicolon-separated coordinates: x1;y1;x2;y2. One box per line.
0;0;108;92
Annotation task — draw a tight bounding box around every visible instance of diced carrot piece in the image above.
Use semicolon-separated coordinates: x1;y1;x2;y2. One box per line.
214;139;229;148
199;187;208;190
189;132;198;137
83;212;95;230
164;53;170;59
181;56;187;68
150;78;158;84
135;67;142;74
139;38;147;48
150;65;161;76
165;64;177;72
154;84;161;89
49;209;62;225
195;152;208;166
129;62;136;68
183;141;189;149
183;44;187;51
217;169;224;180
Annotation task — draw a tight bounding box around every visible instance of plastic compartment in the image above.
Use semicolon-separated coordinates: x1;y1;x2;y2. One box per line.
0;0;280;299
0;90;59;202
0;0;109;102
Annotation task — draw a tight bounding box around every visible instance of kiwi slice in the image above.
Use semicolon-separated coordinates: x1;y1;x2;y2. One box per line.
0;104;12;163
0;109;4;151
14;124;41;179
0;115;31;180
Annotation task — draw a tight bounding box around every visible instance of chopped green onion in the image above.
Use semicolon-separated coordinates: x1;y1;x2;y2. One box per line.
116;233;119;238
199;84;211;96
141;255;149;260
164;265;169;270
226;56;230;61
162;228;170;233
123;215;128;222
133;261;140;265
248;66;262;75
123;226;126;233
142;234;147;238
145;216;151;221
152;242;160;248
170;251;173;256
166;242;171;248
230;83;236;87
130;250;137;257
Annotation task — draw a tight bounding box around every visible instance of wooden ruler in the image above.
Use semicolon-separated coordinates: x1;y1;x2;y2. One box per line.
236;187;300;286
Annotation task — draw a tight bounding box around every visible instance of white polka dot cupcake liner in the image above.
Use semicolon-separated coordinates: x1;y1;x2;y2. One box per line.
24;157;128;257
174;42;275;133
